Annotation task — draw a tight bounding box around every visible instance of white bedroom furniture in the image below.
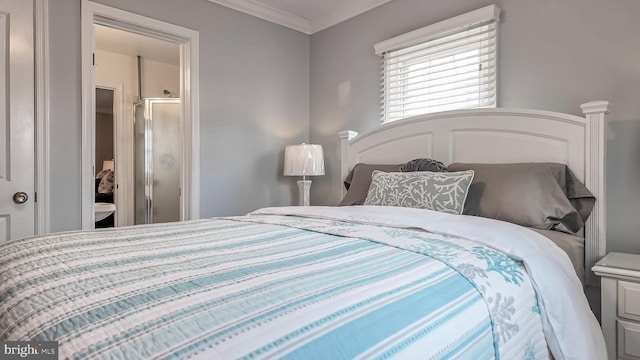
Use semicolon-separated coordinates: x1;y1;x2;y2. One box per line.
593;252;640;360
284;143;325;206
339;101;609;286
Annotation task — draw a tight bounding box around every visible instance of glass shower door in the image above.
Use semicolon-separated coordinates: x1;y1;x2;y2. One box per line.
134;99;181;224
134;103;147;224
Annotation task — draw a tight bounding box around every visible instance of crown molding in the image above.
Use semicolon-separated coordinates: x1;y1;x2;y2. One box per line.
311;0;393;33
208;0;394;35
207;0;311;34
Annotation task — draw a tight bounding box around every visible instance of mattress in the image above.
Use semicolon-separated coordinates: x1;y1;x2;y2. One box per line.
0;206;605;360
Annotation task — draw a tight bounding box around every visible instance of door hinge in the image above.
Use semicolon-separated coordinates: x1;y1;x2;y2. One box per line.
34;192;38;203
93;53;95;66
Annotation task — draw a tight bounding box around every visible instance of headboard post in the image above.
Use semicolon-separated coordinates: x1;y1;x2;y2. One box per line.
338;130;358;198
581;101;610;286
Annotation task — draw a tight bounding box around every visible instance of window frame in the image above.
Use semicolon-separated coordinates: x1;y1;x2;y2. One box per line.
375;5;501;123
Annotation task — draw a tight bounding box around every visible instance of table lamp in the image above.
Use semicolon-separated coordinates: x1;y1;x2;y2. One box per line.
284;144;325;206
102;160;115;172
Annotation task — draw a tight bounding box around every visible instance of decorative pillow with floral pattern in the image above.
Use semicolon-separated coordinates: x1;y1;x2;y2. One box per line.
364;170;474;214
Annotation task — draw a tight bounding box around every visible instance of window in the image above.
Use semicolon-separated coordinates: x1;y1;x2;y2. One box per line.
375;5;500;123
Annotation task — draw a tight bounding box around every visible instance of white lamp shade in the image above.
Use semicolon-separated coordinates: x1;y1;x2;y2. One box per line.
283;144;325;176
102;160;115;172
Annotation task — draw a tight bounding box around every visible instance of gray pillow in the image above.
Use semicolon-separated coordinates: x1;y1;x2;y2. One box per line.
447;163;595;233
363;170;475;215
339;159;449;206
339;163;403;206
401;158;447;172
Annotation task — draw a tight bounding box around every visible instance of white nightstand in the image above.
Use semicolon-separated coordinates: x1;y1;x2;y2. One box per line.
592;252;640;359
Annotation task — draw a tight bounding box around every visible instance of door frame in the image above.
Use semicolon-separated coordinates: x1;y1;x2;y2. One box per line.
95;84;126;226
35;0;50;234
81;1;200;229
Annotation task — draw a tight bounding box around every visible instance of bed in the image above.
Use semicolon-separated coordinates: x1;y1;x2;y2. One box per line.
0;103;608;359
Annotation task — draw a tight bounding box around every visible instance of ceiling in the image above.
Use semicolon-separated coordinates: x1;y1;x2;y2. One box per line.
95;25;180;65
94;1;393;61
94;26;179;113
208;0;394;34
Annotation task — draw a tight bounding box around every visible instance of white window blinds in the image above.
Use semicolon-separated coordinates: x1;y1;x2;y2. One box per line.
376;5;500;123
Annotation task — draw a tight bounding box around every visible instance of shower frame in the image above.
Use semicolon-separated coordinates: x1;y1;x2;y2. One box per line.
134;98;182;225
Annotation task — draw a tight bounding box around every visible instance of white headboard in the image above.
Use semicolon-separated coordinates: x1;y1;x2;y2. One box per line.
339;101;609;286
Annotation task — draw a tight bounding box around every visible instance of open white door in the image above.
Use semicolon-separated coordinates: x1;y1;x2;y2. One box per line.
0;0;35;241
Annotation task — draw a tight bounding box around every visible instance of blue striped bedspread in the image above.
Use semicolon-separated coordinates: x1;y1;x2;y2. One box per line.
0;213;548;359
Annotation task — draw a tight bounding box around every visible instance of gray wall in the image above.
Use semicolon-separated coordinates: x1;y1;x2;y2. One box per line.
49;0;82;231
309;0;640;254
48;0;309;232
48;0;640;254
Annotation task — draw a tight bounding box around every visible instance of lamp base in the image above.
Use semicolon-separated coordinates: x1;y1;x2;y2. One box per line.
297;180;312;206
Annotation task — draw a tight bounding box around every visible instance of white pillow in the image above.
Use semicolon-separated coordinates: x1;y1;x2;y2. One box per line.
364;170;474;215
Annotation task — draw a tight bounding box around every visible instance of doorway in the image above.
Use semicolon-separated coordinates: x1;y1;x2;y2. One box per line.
81;1;200;230
94;24;181;227
95;87;115;228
